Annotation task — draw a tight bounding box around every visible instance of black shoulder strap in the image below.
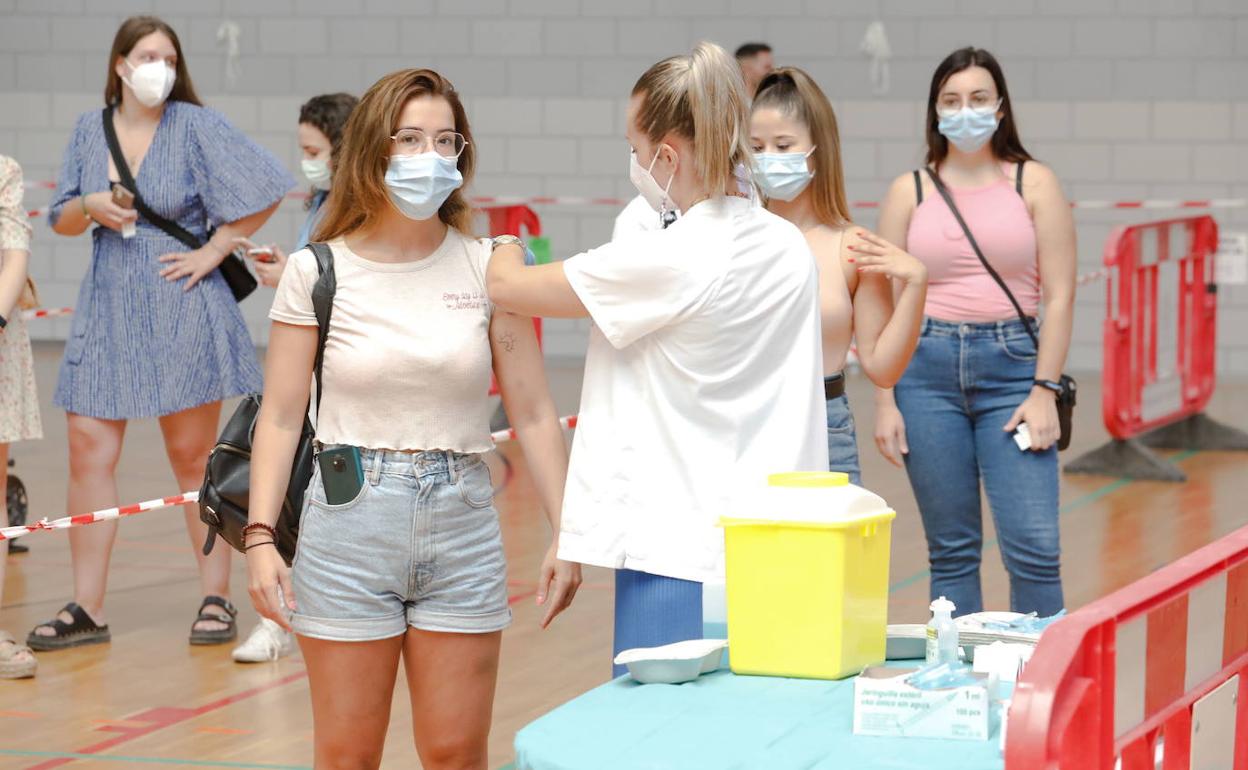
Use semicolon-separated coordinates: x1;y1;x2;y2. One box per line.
913;169;923;205
1015;161;1025;196
101;106;202;251
924;167;1039;350
306;242;336;419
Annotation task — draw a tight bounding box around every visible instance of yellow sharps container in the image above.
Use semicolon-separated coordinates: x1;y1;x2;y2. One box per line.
719;471;895;680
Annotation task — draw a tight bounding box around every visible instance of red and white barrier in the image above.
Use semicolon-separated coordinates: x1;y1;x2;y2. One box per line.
20;306;73;320
0;492;199;543
2;415;579;541
22;179;1248;213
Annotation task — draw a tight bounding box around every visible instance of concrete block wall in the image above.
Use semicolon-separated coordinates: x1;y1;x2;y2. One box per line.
3;0;1246;373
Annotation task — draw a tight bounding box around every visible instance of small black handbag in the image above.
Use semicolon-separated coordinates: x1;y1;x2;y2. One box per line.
102;105;258;302
199;242;336;565
924;166;1077;451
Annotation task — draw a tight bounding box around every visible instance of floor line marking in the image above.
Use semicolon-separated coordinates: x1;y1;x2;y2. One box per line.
0;749;310;769
887;450;1201;595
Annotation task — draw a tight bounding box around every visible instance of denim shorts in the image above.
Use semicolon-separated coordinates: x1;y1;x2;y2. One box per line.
289;448;511;641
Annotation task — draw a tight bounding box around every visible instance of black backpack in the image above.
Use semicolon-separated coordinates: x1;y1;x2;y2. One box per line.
198;242;336;565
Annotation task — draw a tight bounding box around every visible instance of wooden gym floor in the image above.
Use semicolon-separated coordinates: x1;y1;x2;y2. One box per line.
2;341;1246;769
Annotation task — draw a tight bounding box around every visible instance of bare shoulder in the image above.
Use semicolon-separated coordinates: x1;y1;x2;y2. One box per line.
803;223;848;258
1020;160;1063;193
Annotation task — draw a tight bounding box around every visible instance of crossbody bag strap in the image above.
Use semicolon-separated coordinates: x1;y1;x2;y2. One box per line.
101;106;202;251
923;166;1039;350
306;242;336;421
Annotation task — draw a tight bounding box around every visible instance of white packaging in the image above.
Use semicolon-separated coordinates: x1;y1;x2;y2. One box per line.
1013;423;1031;451
852;666;995;741
972;641;1033;684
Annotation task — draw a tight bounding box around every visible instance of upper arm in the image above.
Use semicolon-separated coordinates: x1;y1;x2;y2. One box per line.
1025;162;1076;301
259;321;319;427
877;172;918;250
489;309;554;423
49;114;87;230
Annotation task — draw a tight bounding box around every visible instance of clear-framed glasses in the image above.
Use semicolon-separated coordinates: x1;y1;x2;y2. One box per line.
936;96;1002;119
390;128;468;159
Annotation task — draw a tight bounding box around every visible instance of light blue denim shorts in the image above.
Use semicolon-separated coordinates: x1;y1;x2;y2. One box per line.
289;448;511;641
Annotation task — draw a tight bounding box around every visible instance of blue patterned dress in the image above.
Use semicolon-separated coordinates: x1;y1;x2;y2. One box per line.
49;101;294;419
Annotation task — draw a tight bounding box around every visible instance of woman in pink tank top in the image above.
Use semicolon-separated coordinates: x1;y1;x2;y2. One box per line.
876;48;1076;617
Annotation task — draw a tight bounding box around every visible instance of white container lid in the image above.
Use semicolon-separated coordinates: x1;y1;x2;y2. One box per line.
725;471;894;526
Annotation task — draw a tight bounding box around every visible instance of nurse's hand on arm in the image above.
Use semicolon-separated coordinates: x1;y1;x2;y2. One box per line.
490;307;582;628
246;319;319;631
871;173;923;467
486;243;588;319
158;201;281;291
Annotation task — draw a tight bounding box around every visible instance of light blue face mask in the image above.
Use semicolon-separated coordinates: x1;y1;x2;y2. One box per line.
384;152;463;220
752;148;815;202
937;107;1000;154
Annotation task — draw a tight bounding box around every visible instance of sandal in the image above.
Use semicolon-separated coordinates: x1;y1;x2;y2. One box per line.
0;631;37;679
190;596;238;646
26;602;110;652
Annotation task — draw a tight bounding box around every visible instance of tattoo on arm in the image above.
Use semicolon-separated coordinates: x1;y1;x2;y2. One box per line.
498;331;517;353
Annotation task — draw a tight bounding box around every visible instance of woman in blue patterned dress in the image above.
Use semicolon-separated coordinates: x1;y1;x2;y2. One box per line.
29;16;294;651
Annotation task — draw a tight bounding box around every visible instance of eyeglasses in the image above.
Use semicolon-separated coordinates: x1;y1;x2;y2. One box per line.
936;96;1002;118
390;129;468;159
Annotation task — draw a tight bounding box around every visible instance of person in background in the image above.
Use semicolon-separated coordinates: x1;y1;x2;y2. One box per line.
234;92;358;290
876;47;1075;617
32;15;293;652
0;155;42;680
750;68;927;486
246;68;579;769
487;42;826;677
735;42;774;98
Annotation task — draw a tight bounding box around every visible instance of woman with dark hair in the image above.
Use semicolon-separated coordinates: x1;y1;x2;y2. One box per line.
234;92;358;290
750;67;927;485
876;47;1076;616
32;15;293;651
246;68;577;768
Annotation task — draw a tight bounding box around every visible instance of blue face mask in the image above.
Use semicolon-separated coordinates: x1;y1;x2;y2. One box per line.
752;148;815;202
937;107;999;154
384;152;463;220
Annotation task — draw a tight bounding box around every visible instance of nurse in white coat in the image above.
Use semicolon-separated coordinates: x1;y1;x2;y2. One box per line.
487;42;827;676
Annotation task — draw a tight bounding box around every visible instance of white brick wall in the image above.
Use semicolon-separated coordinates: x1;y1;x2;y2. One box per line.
4;0;1247;371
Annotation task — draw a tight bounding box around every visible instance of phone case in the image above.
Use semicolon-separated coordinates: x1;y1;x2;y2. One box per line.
317;447;365;506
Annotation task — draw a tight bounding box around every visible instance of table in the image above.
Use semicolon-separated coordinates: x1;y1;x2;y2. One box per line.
514;662;1005;770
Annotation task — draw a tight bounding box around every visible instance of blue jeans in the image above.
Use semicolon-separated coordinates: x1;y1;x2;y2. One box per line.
895;317;1063;617
826;394;862;486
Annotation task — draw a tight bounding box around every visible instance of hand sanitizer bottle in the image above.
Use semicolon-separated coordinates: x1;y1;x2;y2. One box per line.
925;596;959;665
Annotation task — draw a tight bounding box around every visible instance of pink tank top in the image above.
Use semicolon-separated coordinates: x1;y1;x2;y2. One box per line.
906;166;1039;323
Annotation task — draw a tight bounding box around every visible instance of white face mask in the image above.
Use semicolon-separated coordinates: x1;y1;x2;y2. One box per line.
384;152;463;221
752;147;816;202
123;59;176;108
629;148;676;217
301;158;332;190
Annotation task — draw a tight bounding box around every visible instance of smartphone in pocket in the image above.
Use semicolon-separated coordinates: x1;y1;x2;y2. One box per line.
317;446;365;505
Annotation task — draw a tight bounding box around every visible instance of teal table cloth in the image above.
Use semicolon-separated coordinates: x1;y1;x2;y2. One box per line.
514;663;1005;770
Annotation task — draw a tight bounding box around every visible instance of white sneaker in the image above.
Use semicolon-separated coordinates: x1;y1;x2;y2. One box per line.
231;618;294;663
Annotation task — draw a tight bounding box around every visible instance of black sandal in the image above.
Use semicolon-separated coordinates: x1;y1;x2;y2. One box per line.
26;602;111;651
189;596;238;646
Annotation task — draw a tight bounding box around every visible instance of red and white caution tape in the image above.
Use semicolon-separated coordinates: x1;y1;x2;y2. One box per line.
0;491;199;542
490;414;578;444
1078;268;1112;286
23;179;1248;212
21;306;73;320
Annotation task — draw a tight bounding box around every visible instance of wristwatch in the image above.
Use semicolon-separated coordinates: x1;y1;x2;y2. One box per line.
0;313;7;330
1033;378;1063;396
491;235;524;250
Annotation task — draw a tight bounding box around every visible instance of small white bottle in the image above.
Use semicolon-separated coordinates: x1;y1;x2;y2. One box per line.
925;596;959;665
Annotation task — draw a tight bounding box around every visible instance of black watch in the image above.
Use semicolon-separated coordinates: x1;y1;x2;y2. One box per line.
0;313;7;330
1033;378;1062;395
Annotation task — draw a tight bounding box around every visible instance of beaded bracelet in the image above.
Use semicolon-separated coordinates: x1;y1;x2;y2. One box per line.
242;522;278;540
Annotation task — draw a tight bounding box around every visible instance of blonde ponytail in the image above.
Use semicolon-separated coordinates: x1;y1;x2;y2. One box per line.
632;41;751;198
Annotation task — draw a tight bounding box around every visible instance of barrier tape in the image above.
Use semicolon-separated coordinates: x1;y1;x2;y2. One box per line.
2;415;580;542
20;307;73;320
21;181;1248;212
